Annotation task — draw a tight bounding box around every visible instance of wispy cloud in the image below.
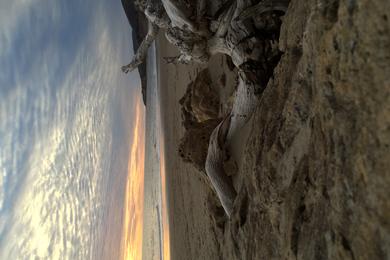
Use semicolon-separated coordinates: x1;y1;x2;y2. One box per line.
0;0;141;258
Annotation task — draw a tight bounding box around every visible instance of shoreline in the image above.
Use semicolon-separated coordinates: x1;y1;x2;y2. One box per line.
142;43;164;260
155;33;240;260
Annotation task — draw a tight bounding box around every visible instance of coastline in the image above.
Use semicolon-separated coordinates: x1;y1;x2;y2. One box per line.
156;34;232;260
149;1;390;258
142;43;164;260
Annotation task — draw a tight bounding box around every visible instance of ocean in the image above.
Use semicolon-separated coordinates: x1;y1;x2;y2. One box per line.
142;43;166;260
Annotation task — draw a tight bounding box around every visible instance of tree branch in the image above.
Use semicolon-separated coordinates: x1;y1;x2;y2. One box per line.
162;55;190;64
161;0;196;31
121;21;159;74
144;6;170;29
237;0;290;21
215;1;236;37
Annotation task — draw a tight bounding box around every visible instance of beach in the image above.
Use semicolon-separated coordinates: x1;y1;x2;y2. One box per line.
156;34;219;259
156;33;240;259
146;0;390;259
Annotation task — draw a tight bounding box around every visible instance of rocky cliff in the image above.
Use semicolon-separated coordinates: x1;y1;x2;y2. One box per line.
214;0;390;259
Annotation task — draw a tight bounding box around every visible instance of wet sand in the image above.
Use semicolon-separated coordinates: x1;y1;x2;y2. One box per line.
156;33;250;259
156;34;220;260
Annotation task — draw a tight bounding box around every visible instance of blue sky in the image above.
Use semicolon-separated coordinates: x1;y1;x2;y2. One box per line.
0;0;141;258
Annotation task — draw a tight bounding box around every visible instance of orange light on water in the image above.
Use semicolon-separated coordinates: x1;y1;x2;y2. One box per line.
159;138;171;260
157;101;170;260
121;98;145;260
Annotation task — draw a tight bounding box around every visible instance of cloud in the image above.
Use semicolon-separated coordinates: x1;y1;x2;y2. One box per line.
0;0;140;258
0;0;38;57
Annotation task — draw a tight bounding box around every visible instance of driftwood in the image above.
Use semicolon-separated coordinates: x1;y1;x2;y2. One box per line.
122;0;290;216
205;70;260;217
122;21;159;73
238;0;290;21
205;116;236;217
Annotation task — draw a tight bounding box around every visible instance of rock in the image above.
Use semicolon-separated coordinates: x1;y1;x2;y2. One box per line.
178;119;220;173
178;68;221;173
179;69;220;125
218;0;390;259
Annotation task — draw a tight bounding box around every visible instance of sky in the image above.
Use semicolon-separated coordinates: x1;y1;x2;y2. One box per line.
0;0;144;259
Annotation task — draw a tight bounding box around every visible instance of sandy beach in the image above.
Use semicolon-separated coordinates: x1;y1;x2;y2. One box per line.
155;31;255;259
156;34;222;259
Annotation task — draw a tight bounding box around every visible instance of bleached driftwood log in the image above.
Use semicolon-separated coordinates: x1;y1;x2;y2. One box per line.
122;0;289;216
122;21;159;73
238;0;290;21
205;70;260;217
205;115;236;217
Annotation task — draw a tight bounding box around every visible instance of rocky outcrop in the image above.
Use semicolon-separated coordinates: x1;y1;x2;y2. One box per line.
178;69;221;173
178;119;220;173
218;0;390;259
180;69;220;124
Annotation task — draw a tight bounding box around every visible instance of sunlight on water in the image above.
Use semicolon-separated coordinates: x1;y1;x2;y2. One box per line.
157;61;171;260
159;132;171;260
121;97;145;260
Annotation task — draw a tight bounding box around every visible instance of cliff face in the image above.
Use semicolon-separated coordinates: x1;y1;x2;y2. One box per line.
121;0;148;105
216;0;390;259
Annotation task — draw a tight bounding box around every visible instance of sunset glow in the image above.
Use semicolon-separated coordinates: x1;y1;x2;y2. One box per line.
159;133;171;260
121;98;145;260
